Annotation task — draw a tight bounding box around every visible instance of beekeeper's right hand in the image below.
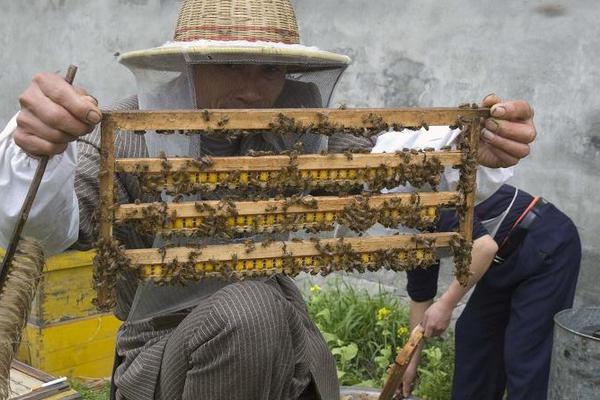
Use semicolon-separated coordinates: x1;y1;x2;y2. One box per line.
14;72;101;156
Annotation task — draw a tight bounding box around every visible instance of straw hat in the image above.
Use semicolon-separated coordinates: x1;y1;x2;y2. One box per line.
119;0;351;72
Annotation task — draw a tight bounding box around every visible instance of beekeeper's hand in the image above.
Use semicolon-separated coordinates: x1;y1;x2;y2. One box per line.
399;345;421;398
421;300;453;337
14;72;100;156
478;94;536;168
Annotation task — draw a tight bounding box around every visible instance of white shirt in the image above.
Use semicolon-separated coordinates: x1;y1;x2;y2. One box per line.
371;126;513;203
0;114;79;256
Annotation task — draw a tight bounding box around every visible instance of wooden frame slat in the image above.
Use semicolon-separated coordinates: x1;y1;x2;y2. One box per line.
125;233;457;265
115;192;459;221
460;120;481;243
99;120;116;240
103;108;489;131
115;151;462;173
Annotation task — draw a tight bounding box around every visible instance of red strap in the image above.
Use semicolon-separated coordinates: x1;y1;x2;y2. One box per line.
498;196;539;250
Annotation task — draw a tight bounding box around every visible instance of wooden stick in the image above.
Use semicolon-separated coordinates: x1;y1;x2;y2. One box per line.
0;65;77;400
124;233;457;265
0;65;77;285
102;107;490;131
115;192;460;221
115;151;462;173
379;325;425;400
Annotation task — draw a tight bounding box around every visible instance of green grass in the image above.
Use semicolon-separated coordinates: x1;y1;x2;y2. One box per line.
69;379;110;400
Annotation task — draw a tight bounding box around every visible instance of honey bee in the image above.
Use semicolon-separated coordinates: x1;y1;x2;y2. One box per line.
244;239;256;254
217;115;230;128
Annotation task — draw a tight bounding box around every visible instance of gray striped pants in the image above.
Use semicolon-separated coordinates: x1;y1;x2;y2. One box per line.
114;275;339;400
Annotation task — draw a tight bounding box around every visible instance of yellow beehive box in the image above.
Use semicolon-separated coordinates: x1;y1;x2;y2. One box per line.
12;250;120;378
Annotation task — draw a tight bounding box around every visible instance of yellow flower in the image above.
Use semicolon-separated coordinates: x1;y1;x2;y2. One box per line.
310;284;321;293
397;326;409;337
376;307;391;320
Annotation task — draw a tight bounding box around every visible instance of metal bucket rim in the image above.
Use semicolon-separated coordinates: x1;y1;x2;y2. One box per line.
554;306;600;342
339;386;381;394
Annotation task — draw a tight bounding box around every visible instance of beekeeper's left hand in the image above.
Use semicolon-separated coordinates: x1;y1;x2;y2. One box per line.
478;94;536;168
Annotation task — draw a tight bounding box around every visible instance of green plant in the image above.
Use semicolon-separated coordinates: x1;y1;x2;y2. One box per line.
69;379;110;400
413;339;455;400
304;279;454;398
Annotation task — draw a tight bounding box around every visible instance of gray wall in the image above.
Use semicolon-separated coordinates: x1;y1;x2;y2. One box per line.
0;0;597;306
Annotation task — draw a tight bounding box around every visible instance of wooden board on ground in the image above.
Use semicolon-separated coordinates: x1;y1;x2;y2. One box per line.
8;360;80;399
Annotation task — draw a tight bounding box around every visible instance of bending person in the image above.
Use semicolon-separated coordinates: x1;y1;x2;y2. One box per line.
403;185;581;399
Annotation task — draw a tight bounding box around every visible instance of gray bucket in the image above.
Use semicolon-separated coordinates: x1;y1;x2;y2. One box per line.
548;307;600;399
339;386;420;399
339;387;381;399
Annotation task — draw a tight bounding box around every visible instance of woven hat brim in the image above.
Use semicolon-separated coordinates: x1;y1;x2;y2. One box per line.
119;40;351;72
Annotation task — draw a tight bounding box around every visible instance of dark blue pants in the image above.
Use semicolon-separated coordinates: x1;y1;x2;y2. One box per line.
452;203;581;400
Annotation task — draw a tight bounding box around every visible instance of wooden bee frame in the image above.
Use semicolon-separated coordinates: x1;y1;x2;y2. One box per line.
95;107;486;310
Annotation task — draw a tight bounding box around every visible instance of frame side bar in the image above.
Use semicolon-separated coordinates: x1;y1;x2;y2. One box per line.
459;119;481;243
99;119;115;240
95;118;117;310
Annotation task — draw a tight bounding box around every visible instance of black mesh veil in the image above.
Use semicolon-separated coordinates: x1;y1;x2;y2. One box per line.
126;59;347;158
122;54;349;321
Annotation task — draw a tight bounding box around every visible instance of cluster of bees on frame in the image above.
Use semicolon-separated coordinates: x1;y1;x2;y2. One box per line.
122;190;450;240
135;109;452;140
93;109;479;307
128;147;447;201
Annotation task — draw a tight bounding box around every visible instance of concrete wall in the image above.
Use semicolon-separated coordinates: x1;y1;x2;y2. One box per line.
0;0;597;305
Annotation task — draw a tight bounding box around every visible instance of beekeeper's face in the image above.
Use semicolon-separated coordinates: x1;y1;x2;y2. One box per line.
194;64;286;109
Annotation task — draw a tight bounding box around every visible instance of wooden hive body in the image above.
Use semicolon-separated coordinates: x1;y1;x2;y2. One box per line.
14;251;119;378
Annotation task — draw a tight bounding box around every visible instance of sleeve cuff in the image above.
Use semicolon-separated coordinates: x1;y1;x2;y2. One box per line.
406;262;440;302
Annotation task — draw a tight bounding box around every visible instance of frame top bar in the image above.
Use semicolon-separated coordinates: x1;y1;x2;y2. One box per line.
102;107;489;131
